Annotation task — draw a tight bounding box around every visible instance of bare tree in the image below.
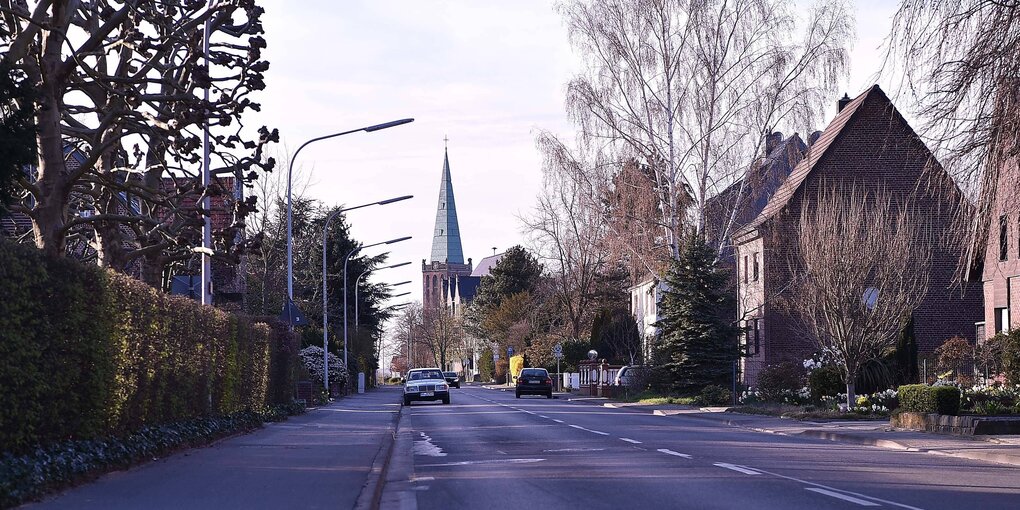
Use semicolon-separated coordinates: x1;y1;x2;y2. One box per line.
1;1;275;282
557;0;851;264
785;184;931;407
418;305;464;371
524;133;613;343
887;1;1020;272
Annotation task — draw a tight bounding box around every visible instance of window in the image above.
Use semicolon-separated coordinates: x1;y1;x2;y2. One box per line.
1000;215;1008;261
743;255;748;283
744;318;760;355
753;253;759;281
995;307;1010;333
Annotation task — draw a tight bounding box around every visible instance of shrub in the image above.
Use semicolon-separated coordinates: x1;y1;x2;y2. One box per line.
935;336;974;382
808;365;844;402
1002;330;1020;385
755;362;805;402
898;384;960;415
0;240;298;454
696;385;732;406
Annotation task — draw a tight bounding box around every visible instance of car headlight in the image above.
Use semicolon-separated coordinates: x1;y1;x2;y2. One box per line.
405;385;418;393
437;384;448;391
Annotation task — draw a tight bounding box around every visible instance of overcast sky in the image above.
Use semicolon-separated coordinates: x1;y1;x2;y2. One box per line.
254;0;901;318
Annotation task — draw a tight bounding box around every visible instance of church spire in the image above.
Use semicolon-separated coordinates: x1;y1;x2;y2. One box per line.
430;141;465;264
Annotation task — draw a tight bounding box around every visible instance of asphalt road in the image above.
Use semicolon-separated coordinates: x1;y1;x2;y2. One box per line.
393;385;1020;510
25;388;402;510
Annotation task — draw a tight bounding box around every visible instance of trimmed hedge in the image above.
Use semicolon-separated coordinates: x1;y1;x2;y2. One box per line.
898;384;961;415
0;240;299;454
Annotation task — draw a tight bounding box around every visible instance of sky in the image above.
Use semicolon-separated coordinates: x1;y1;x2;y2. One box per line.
254;0;901;321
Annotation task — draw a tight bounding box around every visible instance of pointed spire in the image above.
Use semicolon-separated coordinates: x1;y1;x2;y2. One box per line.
430;142;465;264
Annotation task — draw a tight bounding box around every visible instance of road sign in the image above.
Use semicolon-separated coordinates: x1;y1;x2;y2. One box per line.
552;343;563;356
493;353;500;361
507;346;514;356
553;352;564;360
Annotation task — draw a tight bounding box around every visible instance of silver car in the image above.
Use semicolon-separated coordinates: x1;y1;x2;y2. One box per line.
403;368;450;406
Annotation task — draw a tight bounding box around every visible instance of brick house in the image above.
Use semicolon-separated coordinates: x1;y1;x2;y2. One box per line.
733;85;983;386
978;157;1020;337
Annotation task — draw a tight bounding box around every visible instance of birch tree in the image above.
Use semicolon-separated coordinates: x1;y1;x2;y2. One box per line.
557;0;851;265
785;184;931;408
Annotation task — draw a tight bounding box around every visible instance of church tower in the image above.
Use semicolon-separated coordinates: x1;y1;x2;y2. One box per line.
423;142;472;309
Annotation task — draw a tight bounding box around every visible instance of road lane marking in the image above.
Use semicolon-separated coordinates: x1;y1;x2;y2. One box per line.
538;415;548;419
418;458;545;467
750;467;922;510
543;448;606;452
805;488;880;506
552;419;565;423
657;448;692;458
619;438;642;444
412;476;435;482
713;462;760;475
568;424;610;435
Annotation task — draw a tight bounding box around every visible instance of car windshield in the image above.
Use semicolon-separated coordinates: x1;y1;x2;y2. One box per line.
520;369;547;377
409;370;443;381
444;372;456;377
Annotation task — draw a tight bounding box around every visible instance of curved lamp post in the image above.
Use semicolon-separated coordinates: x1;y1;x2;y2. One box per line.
319;197;412;394
343;236;412;386
285;118;414;326
353;264;411;331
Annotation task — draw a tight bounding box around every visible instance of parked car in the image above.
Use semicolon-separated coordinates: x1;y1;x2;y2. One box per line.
443;371;461;388
516;368;553;399
403;368;450;406
614;365;649;388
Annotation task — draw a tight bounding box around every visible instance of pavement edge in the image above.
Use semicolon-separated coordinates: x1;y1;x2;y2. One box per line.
353;399;403;510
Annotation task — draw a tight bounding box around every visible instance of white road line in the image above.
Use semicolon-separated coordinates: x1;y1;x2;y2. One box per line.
805;488;880;506
751;467;922;510
552;419;565;423
713;462;760;475
619;438;642;444
569;424;586;430
657;448;692;458
568;424;609;435
538;415;548;419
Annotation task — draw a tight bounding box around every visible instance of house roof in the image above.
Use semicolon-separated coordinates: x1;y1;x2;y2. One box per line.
735;85;878;237
471;251;504;277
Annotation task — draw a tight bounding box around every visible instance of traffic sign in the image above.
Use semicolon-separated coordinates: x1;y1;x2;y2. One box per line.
507;346;514;356
553;352;564;360
552;343;563;355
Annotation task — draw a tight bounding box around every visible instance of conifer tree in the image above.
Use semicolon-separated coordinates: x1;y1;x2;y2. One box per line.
652;234;738;394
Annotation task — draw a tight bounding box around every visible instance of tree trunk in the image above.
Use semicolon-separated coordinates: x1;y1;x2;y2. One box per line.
845;382;856;410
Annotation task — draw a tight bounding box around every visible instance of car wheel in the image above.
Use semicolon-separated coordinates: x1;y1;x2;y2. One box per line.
515;392;521;399
403;396;410;406
443;396;450;405
547;392;553;399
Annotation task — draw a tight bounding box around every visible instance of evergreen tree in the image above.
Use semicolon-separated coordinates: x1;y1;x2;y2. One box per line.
0;61;35;209
652;234;738;394
471;245;543;311
894;316;919;385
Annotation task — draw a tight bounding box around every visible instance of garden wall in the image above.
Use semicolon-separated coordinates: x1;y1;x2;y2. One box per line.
0;241;298;454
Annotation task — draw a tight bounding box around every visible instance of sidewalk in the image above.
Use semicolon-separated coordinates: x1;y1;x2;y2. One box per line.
564;394;1020;468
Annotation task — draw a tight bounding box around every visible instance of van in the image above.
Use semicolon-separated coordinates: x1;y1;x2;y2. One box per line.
614;365;649;387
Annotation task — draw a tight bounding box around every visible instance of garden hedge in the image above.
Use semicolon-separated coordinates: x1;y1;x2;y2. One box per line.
0;240;299;454
897;384;961;415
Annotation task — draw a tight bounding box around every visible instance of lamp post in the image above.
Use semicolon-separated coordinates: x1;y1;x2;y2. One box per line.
286;118;414;326
353;263;411;331
320;196;412;394
343;236;412;389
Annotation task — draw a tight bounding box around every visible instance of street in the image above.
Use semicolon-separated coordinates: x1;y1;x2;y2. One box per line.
388;386;1020;510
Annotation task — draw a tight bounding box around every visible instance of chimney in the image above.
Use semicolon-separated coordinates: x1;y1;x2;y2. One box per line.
837;93;852;112
765;132;783;154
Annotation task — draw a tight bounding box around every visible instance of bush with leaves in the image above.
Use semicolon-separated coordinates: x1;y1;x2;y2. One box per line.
298;346;347;392
696;385;732;406
808;364;844;402
755;362;806;402
1002;330;1020;385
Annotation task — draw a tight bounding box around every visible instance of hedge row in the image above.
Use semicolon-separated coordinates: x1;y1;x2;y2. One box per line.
0;240;299;454
898;384;961;415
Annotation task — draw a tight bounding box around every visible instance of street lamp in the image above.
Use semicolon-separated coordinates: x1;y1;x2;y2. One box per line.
319;197;412;394
343;236;412;388
353;264;412;331
285;118;414;325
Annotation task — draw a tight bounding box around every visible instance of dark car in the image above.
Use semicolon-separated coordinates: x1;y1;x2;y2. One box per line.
443;371;461;388
515;368;553;399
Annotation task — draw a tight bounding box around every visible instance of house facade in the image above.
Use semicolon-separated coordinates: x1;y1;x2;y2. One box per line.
981;158;1020;336
733;85;983;387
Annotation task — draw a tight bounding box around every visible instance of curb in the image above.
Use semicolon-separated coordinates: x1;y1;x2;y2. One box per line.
379;406;418;510
353;397;403;510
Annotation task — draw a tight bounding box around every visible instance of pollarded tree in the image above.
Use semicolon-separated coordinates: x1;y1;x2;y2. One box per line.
1;1;275;282
652;233;739;394
785;184;931;408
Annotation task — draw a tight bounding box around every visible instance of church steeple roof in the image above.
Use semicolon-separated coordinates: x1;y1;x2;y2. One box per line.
430;144;465;264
